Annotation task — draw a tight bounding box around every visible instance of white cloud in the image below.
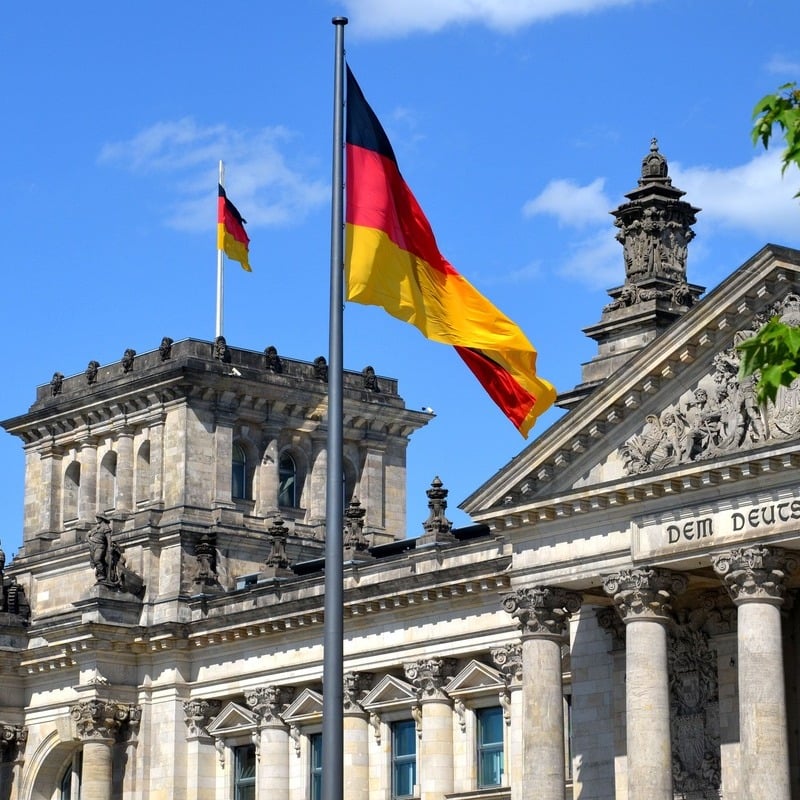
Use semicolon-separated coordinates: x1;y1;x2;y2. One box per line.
343;0;647;37
523;177;611;228
671;151;800;241
524;151;800;290
99;119;328;233
765;55;800;76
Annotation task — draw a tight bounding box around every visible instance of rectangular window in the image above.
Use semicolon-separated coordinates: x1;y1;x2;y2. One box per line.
310;733;323;800
392;719;417;799
233;744;256;800
477;706;504;788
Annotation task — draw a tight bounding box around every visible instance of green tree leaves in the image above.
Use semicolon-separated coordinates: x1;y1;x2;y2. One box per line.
752;81;800;196
737;318;800;404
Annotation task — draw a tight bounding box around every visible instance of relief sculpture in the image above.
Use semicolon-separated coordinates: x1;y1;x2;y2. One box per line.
620;292;800;474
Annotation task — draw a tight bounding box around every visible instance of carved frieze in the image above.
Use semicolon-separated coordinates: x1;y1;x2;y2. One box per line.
620;292;800;475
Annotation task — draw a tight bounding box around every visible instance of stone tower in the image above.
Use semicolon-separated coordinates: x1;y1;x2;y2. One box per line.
558;139;705;409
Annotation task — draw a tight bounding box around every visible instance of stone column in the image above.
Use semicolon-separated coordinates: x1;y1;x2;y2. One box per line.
79;439;98;522
71;700;136;800
502;587;581;800
183;699;222;800
358;441;385;531
148;419;165;508
0;724;27;800
213;408;236;508
114;430;135;513
603;568;687;800
309;432;327;524
343;672;373;800
256;422;282;517
405;658;457;800
38;443;63;534
712;546;798;800
245;686;294;800
491;644;523;800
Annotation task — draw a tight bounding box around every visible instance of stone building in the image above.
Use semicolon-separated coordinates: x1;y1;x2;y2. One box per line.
2;141;800;800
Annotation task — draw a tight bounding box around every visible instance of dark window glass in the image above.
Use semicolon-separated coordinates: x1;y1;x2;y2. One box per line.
278;453;297;507
234;744;256;800
392;720;417;799
477;706;504;788
310;733;323;800
232;444;247;500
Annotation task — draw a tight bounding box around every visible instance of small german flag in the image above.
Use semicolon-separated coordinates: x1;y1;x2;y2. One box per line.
217;185;251;272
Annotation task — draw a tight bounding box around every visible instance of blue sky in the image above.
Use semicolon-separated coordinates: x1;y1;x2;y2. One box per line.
1;1;799;559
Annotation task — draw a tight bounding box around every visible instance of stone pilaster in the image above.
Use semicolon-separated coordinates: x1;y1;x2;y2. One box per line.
343;672;373;800
147;419;165;508
405;658;457;800
502;587;581;800
491;644;522;799
37;442;63;534
213;407;236;508
114;430;134;513
712;546;798;800
71;700;137;800
603;568;687;800
183;699;221;800
256;422;282;517
245;686;294;800
358;441;385;531
309;433;327;524
78;439;98;522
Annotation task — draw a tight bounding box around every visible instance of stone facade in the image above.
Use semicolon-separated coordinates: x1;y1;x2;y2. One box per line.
3;145;800;800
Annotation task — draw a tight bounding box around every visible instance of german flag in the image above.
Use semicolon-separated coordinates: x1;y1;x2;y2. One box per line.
344;67;555;437
217;184;251;272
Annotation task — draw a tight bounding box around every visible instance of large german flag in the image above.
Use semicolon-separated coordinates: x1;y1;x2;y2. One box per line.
344;67;555;437
218;184;251;272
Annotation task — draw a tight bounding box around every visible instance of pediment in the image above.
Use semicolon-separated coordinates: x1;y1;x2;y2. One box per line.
463;245;800;526
206;701;257;736
445;660;504;698
361;674;417;711
282;688;323;724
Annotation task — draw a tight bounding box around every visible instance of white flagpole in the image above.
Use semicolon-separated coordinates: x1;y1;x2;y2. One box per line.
216;159;225;338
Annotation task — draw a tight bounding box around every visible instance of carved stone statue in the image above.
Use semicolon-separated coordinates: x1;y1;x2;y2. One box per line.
264;345;283;373
88;514;112;581
121;348;136;373
159;336;174;361
214;336;230;363
313;356;328;382
362;365;380;392
50;372;64;396
86;360;100;385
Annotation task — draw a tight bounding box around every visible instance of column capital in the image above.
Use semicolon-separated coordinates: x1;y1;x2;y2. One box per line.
0;723;27;758
502;586;582;638
490;643;523;685
404;658;457;701
183;698;222;739
603;567;687;622
70;699;138;742
244;685;294;726
343;671;374;715
711;545;798;605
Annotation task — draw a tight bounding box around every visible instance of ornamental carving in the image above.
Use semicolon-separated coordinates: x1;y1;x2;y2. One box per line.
404;658;457;701
245;686;294;725
70;700;138;742
668;616;721;798
183;699;222;738
711;546;798;603
603;568;687;622
86;515;144;595
620;292;800;475
343;499;370;554
193;533;219;588
343;672;374;714
490;643;523;685
419;476;456;544
0;724;27;759
501;586;582;638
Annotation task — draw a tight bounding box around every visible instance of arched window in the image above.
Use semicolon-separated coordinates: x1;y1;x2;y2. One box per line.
232;443;248;500
135;440;151;507
278;453;297;508
63;461;81;522
99;451;118;512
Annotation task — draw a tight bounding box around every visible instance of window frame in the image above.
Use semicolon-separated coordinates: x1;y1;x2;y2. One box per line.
232;443;249;501
232;742;256;800
391;718;417;800
278;452;298;508
476;706;504;789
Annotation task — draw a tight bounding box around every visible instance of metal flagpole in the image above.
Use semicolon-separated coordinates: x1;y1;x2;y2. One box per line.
216;159;225;338
322;15;347;800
